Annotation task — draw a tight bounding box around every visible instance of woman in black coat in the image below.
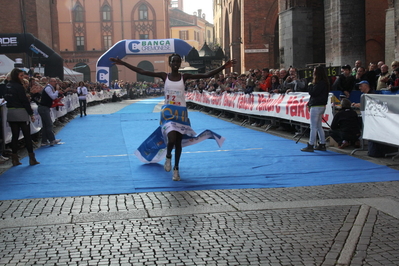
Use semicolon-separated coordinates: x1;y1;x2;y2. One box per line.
4;68;39;166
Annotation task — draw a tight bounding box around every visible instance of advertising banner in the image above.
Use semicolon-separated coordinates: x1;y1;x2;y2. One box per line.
361;94;399;146
186;91;334;126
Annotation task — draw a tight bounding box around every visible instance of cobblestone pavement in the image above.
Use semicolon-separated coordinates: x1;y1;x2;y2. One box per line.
1;99;399;265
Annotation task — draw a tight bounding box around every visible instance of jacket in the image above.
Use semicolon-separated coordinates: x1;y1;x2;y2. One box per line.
308;80;329;107
4;81;33;116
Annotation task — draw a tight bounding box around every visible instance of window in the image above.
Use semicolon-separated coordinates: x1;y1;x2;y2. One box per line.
74;5;84;22
170;1;178;8
103;35;112;50
179;30;189;40
139;34;149;39
139;4;148;20
76;36;85;51
102;5;111;21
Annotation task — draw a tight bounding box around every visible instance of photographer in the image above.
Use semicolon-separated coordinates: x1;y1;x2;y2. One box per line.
329;98;361;149
38;78;62;146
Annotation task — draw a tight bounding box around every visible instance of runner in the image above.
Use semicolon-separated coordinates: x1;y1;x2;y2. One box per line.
110;54;236;180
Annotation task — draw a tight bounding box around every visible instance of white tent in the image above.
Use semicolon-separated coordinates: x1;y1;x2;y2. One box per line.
0;54;16;75
32;66;84;82
0;54;84;81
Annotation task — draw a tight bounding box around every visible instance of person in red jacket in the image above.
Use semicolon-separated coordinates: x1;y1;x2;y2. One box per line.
259;68;272;92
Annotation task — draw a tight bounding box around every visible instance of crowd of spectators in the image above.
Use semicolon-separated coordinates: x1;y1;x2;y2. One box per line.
184;59;399;97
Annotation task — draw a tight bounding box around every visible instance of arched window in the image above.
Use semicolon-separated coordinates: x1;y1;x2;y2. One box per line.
102;5;111;21
74;5;84;22
139;4;148;20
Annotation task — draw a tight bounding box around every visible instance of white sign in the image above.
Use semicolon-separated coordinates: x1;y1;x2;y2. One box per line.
362;94;399;146
125;39;175;55
244;49;269;53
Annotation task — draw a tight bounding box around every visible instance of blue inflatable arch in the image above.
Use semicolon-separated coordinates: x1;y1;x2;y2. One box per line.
96;39;192;87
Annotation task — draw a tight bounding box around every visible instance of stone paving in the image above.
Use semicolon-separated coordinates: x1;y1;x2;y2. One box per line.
1;99;399;265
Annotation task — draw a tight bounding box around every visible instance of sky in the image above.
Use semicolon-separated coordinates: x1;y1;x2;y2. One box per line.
183;0;214;22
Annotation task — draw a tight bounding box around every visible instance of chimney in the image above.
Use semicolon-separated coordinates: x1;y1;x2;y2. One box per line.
198;9;202;18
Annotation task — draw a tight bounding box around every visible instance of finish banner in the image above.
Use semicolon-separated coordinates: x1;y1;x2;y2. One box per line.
361;94;399;146
135;105;225;163
186;91;334;126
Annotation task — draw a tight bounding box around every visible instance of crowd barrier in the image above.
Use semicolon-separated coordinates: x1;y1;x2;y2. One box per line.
186;91;334;126
1;89;126;145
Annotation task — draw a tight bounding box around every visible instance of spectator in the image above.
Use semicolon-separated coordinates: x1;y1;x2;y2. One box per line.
332;64;355;98
282;67;306;93
352;60;362;76
351;80;374;109
0;72;11;98
270;75;281;93
4;68;39;166
374;60;384;76
278;68;289;87
329;98;361;149
365;62;377;90
388;67;399;93
353;67;367;90
301;65;330;152
376;64;390;91
245;72;256;93
76;81;88;117
38;78;62;146
259;68;272;92
389;61;399;83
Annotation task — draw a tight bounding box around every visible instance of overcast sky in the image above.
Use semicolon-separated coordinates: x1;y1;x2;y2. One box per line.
183;0;213;22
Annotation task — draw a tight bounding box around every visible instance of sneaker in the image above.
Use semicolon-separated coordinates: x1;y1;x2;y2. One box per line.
173;169;180;181
41;141;50;147
164;156;171;172
0;155;9;162
50;139;61;146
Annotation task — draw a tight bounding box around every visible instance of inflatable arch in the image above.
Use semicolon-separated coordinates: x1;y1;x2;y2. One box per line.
0;33;64;79
96;39;192;87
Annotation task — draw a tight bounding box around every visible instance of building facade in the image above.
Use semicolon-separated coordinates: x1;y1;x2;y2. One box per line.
169;8;214;51
0;0;60;68
215;0;398;74
57;0;171;82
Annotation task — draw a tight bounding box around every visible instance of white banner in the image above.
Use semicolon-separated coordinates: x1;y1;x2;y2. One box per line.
125;39;175;55
186;91;334;126
361;94;399;146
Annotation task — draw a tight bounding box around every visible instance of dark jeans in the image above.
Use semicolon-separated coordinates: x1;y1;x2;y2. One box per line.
79;99;87;116
9;121;33;153
38;105;55;143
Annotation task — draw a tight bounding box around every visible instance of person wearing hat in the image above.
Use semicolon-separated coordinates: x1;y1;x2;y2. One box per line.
329;98;361;149
351;80;374;109
332;64;356;98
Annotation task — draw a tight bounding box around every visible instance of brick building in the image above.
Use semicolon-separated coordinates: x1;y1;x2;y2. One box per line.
0;0;60;68
1;0;398;81
215;0;397;73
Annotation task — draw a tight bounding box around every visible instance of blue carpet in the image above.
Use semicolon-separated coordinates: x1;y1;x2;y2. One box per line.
0;97;398;200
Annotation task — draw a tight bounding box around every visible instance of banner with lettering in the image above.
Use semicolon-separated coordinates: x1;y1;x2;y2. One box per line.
186;91;334;126
361;94;399;146
135;104;225;163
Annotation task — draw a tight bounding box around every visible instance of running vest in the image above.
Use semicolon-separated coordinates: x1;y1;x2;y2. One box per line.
164;74;186;107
